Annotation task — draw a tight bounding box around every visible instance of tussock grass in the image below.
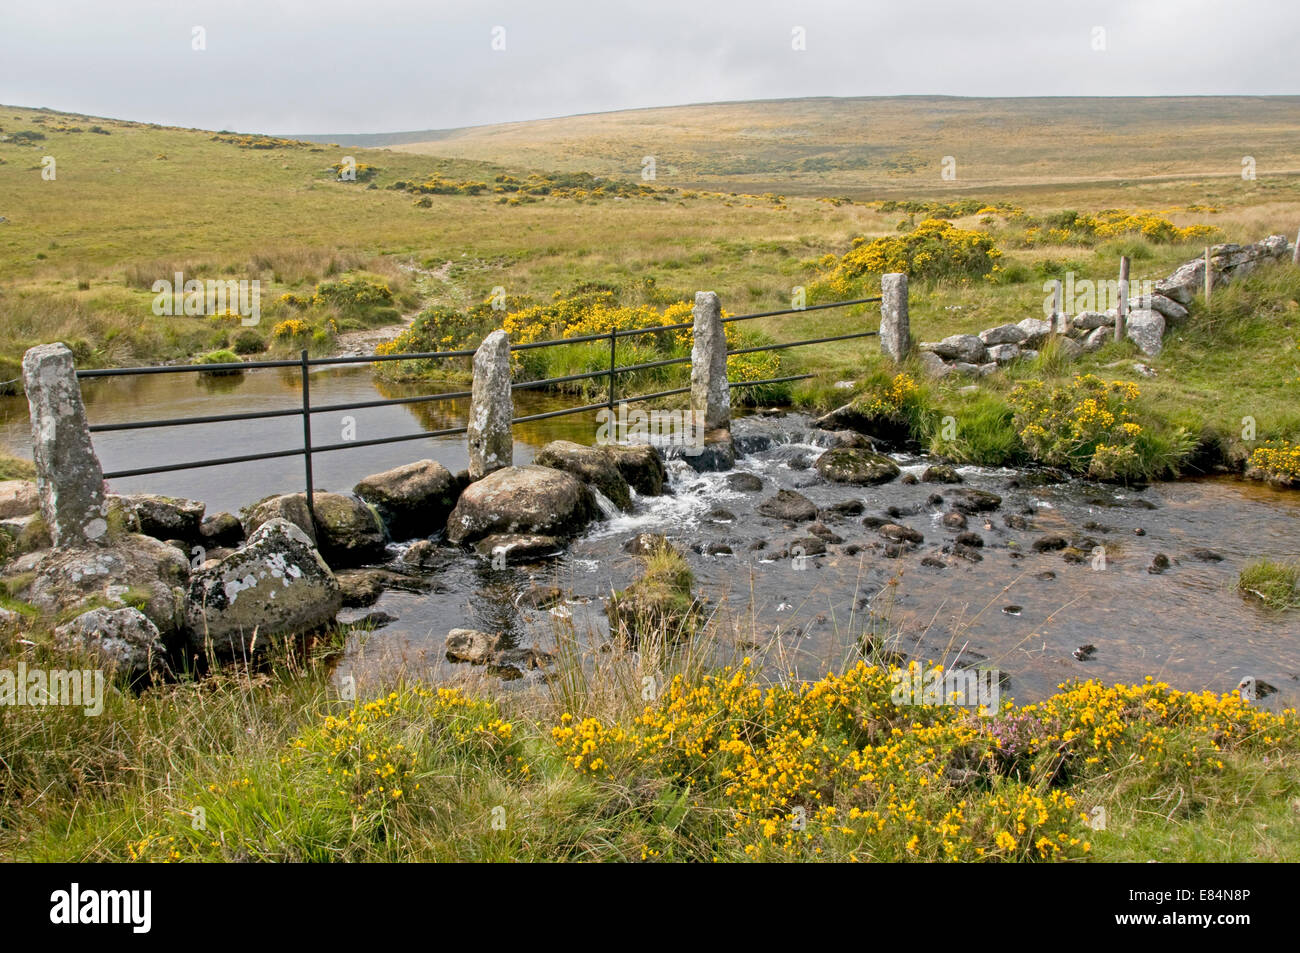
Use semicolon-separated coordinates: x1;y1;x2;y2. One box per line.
1237;560;1300;610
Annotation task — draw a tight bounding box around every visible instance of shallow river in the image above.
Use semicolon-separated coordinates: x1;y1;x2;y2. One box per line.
2;368;1297;707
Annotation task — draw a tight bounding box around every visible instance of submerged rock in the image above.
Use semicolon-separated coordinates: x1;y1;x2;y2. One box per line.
947;488;1002;515
757;489;818;522
474;533;564;565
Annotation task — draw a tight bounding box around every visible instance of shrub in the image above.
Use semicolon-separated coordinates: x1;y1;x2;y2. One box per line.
196;349;243;376
272;318;312;341
311;275;393;316
232;330;265;355
1009;374;1192;480
1247;440;1300;486
820;218;1001;294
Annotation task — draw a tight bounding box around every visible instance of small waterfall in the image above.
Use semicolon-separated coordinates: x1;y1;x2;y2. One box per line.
590;487;621;519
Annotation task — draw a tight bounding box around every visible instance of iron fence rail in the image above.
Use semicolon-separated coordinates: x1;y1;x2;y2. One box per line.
75;297;882;502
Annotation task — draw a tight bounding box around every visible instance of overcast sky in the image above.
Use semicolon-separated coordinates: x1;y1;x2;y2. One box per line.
2;0;1296;135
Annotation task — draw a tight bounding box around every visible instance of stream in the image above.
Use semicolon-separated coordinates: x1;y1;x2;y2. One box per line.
3;367;1297;707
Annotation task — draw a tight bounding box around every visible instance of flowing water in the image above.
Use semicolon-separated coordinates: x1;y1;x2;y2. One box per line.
3;370;1297;707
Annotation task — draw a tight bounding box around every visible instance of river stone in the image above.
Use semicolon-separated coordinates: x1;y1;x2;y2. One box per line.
684;428;735;473
1071;311;1112;331
20;533;190;636
927;334;987;364
124;494;205;543
310;493;386;567
880;523;923;544
623;533;674;556
22;342;110;547
979;324;1028;346
186;518;341;656
0;480;38;519
445;628;502;665
535;441;632;511
986;343;1021;365
474;533;564;565
242;493;317;546
53;606;165;679
353;459;461;540
918;350;952;379
467;330;513;482
1125;309;1165;357
815;448;900;486
726;472;764;492
921;464;962;484
200;512;245;548
335;568;389;608
757;489;818;522
1016;318;1052;348
603;443;667;496
947;488;1002;515
446;464;598;545
820;429;875;450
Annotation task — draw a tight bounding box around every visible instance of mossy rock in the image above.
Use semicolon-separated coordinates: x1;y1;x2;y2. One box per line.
815;448;901;486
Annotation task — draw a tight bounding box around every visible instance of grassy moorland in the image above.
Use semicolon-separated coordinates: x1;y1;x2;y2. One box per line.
4;99;1299;485
2;99;1300;862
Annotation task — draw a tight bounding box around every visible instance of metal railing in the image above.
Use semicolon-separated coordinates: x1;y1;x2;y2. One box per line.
75;296;881;517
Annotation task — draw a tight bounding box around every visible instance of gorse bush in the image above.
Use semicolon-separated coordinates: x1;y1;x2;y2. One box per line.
1249;440;1300;484
552;660;1295;861
820;218;1002;294
1009;374;1193;480
1017;209;1219;247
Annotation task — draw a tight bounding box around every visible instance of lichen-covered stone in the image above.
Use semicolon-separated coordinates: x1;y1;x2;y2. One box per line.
185;518;341;656
814;448;901;486
21;343;109;547
467;330;513;481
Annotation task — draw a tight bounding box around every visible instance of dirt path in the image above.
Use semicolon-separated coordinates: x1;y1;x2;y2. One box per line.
327;260;456;359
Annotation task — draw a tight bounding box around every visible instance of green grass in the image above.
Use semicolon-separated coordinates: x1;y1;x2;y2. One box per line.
1237;560;1300;610
2;626;1295;862
0;453;35;481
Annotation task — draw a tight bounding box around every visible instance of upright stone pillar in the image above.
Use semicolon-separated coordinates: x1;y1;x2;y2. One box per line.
690;291;729;433
467;330;513;481
880;273;910;362
22;342;109;547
